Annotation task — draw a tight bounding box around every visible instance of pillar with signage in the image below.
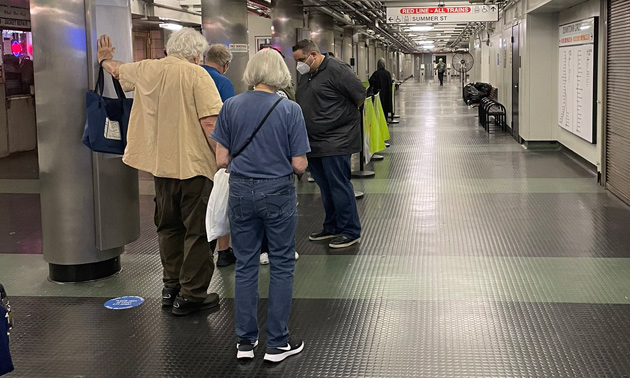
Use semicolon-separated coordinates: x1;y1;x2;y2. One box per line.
201;0;249;94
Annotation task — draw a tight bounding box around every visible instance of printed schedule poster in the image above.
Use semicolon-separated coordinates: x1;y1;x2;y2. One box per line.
557;17;597;143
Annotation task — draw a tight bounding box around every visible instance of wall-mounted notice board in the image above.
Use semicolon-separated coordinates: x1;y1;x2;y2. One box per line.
557;17;598;143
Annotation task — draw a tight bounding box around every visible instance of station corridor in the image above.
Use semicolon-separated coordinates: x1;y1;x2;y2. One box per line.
1;81;630;377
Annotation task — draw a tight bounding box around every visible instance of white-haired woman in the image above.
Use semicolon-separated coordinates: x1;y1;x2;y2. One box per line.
97;28;224;316
211;48;310;362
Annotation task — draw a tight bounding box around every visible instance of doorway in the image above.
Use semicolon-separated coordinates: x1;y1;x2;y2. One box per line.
511;25;520;142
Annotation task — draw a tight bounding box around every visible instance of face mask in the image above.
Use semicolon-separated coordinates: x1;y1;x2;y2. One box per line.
223;63;229;74
296;55;313;75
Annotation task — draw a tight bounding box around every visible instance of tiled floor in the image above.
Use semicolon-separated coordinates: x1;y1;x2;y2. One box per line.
1;81;630;377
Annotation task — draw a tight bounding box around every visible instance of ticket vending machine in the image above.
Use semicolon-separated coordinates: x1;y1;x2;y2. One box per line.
0;29;37;158
420;64;426;83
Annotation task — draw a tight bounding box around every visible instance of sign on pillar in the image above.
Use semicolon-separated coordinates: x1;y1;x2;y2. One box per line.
386;5;499;24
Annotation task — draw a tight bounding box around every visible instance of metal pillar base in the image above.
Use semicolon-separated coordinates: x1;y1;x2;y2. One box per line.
354;191;365;199
371;154;384;161
352;170;375;178
49;256;121;283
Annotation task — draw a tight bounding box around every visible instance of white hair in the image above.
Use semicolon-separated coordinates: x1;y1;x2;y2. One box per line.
243;48;291;89
166;28;209;60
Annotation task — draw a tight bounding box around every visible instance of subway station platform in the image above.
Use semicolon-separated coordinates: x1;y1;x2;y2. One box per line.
1;81;630;377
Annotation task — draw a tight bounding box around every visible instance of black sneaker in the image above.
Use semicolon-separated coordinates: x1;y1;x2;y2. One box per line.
172;293;220;316
162;287;180;307
328;235;360;249
236;339;259;359
216;247;236;267
263;337;305;363
308;229;338;241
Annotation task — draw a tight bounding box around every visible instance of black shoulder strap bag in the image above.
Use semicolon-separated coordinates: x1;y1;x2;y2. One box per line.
231;97;283;159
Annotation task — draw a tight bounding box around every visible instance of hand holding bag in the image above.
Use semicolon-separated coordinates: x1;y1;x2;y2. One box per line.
206;168;230;241
82;63;133;155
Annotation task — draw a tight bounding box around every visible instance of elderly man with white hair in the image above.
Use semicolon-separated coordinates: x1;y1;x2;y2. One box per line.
97;28;223;316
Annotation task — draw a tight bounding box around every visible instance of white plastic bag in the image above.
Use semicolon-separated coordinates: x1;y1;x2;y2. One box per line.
205;168;230;241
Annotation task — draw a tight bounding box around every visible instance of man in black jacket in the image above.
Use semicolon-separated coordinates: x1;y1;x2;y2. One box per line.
293;39;365;248
368;58;393;120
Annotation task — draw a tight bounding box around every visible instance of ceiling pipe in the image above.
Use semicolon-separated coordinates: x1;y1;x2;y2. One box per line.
338;0;415;51
303;0;355;26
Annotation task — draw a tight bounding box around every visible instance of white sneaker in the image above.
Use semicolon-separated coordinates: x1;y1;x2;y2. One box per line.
260;251;299;265
260;252;270;265
237;339;258;359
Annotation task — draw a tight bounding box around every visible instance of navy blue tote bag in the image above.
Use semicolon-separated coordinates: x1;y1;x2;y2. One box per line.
82;64;132;155
0;284;13;376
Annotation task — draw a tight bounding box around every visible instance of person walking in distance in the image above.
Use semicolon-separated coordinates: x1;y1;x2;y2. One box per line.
436;58;446;86
97;29;223;316
293;39;365;249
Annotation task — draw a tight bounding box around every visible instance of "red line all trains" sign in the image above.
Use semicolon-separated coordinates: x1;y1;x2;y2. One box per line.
386;5;499;24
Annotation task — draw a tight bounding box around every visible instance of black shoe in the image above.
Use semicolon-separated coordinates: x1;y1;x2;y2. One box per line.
264;337;305;363
237;339;259;359
308;229;338;241
216;247;236;267
172;293;220;316
328;235;360;249
162;287;179;307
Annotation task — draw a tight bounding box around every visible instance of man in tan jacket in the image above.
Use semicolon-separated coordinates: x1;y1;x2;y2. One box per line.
97;28;223;316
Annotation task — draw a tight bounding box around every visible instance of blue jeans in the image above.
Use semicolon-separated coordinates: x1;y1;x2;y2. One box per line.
228;173;297;348
308;155;361;239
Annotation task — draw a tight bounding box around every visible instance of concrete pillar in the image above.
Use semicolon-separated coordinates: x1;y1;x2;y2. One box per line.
201;0;249;94
368;39;376;76
308;10;334;55
357;34;368;82
342;27;353;65
375;42;384;66
271;0;303;87
31;0;140;282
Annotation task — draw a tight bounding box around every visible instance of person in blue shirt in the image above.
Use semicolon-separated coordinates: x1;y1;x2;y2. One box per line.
211;48;310;363
202;44;236;267
202;44;235;102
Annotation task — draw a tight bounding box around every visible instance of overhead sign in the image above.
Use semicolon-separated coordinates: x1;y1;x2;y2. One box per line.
559;18;595;47
386;5;499;24
104;296;145;310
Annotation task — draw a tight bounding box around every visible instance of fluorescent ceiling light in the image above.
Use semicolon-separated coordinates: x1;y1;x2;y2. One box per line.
418;40;435;45
409;25;434;32
159;23;183;31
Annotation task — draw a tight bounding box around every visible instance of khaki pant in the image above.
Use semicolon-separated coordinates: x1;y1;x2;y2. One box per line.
154;176;216;301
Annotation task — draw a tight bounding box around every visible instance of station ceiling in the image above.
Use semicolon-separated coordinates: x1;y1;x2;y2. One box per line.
177;0;510;53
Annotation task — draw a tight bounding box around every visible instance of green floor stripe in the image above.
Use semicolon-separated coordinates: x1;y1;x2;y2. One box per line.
2;254;629;304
